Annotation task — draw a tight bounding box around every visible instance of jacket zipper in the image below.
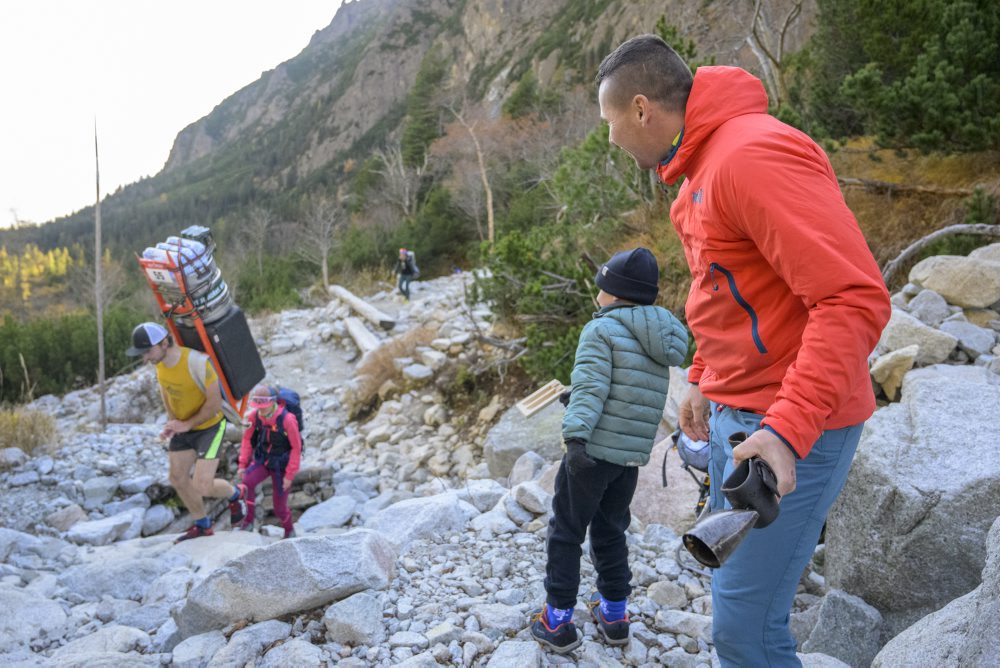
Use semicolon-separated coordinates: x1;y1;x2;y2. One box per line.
708;263;768;354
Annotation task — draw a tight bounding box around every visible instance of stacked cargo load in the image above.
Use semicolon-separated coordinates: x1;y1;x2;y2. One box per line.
137;226;265;413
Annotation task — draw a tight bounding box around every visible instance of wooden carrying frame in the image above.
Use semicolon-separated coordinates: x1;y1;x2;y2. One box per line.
136;248;247;420
516;379;566;418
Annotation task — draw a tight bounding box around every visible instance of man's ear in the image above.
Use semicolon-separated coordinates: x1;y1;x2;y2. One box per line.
633;94;651;124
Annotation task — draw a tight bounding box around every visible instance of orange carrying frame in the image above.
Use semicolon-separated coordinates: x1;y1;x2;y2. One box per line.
136;247;247;420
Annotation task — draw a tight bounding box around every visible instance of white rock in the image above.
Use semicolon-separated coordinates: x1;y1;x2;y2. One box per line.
297;495;357;532
51;625;150;658
206;619;291;668
171;631;227;668
0;586;67;653
175;530;395;639
323;591;386;645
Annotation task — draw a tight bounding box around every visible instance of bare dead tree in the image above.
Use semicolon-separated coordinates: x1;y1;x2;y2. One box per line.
68;252;128;315
450;167;487;242
94;121;107;430
241;206;277;274
297;194;341;289
448;104;496;246
746;0;803;110
882;223;1000;286
374;143;427;219
838;177;974;198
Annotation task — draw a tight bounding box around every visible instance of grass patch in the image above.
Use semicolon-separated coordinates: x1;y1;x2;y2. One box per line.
829;145;1000;278
346;325;438;418
0;408;56;458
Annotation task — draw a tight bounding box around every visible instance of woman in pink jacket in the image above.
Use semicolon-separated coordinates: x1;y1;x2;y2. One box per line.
236;385;302;538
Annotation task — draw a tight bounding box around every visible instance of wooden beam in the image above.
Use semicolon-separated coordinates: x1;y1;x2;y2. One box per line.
345;316;381;357
329;284;396;330
516;379;566;418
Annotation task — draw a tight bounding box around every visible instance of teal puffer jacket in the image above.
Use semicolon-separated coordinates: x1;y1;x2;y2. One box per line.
562;303;688;466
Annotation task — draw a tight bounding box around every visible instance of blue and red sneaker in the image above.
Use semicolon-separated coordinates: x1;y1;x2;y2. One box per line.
529;605;582;654
586;592;630;645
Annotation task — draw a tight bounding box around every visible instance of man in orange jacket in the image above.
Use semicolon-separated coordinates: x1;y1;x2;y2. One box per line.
596;36;890;666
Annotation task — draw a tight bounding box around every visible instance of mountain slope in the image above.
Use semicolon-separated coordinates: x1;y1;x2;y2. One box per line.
0;0;814;258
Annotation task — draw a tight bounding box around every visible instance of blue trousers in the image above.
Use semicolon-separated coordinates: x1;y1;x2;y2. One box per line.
398;274;413;299
708;404;862;667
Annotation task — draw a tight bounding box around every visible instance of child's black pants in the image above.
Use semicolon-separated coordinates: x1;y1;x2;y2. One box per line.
544;456;638;610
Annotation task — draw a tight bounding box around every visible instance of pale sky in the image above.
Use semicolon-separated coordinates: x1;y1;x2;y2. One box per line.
0;1;343;228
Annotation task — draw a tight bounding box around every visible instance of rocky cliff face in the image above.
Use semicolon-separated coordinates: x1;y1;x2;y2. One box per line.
162;0;817;190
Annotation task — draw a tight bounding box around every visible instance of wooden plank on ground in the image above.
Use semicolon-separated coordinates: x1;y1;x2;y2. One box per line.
345;316;381;357
516;379;566;418
329;284;396;330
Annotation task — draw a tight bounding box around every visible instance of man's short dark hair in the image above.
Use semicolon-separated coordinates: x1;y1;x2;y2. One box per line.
596;34;694;113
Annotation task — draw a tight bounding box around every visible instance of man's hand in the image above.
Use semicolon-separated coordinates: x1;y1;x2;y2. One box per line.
732;430;797;497
236;468;246;482
283;478;294;493
160;419;191;440
678;384;710;441
564;438;596;476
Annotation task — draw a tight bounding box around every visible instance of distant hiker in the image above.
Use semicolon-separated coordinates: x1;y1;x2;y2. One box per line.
395;247;419;300
234;384;302;538
596;36;891;666
127;322;247;542
530;248;688;653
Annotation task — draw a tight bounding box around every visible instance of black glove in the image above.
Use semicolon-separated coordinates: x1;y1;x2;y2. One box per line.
564;438;596;475
558;389;572;407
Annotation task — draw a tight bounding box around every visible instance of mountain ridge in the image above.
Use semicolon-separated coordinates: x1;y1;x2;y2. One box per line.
0;0;815;256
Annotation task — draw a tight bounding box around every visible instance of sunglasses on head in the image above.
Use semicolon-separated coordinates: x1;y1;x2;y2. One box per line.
250;395;276;406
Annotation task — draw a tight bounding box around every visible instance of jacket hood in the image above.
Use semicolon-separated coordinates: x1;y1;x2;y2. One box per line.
599;304;683;366
657;66;769;185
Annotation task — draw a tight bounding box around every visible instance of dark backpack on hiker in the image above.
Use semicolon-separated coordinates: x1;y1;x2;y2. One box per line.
274;386;304;434
251;386;304;471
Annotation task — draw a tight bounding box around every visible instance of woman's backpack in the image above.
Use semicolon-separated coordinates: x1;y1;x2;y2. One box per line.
274;386;304;435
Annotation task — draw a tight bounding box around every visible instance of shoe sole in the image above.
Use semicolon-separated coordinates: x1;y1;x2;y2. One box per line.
174;532;212;543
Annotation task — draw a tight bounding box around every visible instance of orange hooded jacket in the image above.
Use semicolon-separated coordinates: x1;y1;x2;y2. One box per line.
657;67;890;458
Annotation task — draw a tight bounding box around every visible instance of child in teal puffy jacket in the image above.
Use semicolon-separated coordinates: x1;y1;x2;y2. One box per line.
530;247;688;653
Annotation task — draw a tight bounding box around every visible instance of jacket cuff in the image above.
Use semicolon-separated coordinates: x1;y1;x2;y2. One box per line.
761;423;804;459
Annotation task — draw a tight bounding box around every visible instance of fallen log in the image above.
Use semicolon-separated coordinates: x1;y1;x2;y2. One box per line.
838;177;974;198
345;316;381;358
881;223;1000;285
329;284;396;330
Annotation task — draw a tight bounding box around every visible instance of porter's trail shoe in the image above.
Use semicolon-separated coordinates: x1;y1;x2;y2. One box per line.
175;524;214;543
587;592;630;645
529;606;582;654
228;484;248;525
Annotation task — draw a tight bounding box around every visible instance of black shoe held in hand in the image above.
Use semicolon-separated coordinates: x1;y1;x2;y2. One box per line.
565;438;596;475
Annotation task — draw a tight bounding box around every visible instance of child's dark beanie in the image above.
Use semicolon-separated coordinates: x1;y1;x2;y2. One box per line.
595;248;659;305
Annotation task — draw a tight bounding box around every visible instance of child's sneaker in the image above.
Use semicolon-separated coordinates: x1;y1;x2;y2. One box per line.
174;524;214;543
586;592;630;645
228;484;247;525
529;606;582;654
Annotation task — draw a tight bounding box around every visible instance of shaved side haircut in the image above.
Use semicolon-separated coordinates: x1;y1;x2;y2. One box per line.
596;34;694;113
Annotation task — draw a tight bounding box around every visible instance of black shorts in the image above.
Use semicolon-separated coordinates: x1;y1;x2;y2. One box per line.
168;420;227;459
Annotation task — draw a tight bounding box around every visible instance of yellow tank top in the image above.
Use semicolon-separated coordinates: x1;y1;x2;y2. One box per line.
156;348;223;430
